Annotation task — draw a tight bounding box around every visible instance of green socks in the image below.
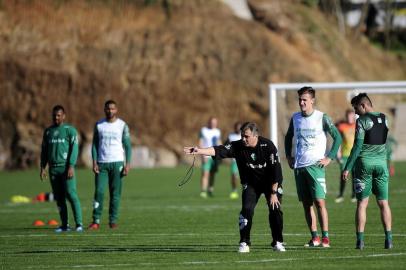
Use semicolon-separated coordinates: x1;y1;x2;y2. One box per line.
385;230;392;241
310;231;329;238
357;232;364;241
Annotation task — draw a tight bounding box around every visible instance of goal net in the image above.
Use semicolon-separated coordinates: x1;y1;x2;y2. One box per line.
268;81;406;160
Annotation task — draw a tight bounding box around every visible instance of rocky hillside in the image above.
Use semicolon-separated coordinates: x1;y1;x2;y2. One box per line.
0;0;405;169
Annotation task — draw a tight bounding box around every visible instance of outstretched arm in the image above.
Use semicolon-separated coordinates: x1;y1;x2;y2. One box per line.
184;146;215;156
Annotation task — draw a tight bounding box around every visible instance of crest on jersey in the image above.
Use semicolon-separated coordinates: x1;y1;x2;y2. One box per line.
354;178;365;193
250;153;256;161
53;130;59;136
225;144;231;150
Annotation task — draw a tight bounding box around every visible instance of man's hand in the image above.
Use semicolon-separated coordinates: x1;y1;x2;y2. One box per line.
67;166;75;179
183;146;198;155
318;157;331;168
342;170;349;181
122;164;130;176
269;194;280;210
93;161;100;174
287;157;295;169
40;168;47;181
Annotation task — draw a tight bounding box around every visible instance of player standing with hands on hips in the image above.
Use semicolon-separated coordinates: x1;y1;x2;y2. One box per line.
184;122;285;253
285;86;342;248
40;105;83;232
342;93;393;250
88;100;132;230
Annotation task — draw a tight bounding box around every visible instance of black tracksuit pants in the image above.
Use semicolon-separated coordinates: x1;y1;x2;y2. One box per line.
239;184;283;246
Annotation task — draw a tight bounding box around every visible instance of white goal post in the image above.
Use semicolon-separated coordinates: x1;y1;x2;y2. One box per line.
268;81;406;149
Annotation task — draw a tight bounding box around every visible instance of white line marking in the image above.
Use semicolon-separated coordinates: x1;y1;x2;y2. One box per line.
2;232;406;238
24;253;406;269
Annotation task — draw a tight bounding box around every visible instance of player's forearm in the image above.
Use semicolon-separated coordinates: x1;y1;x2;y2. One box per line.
40;144;48;169
123;137;132;163
193;147;215;156
327;126;342;159
40;155;48;169
269;163;283;185
344;138;363;171
69;144;79;166
284;119;294;157
284;134;293;158
91;126;99;161
271;182;278;192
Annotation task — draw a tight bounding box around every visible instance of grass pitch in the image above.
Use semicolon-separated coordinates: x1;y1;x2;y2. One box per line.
0;161;405;269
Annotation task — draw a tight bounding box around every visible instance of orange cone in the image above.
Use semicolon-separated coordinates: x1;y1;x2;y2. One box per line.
33;220;45;226
35;192;46;202
47;219;59;226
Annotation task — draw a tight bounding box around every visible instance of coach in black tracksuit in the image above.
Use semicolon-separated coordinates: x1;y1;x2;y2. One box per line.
184;122;284;252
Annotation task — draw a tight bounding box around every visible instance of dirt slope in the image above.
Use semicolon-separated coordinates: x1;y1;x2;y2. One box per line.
0;0;405;168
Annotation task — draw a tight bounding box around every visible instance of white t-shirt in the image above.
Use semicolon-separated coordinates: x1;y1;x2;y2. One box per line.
292;110;327;168
199;127;221;148
228;132;241;143
95;118;129;163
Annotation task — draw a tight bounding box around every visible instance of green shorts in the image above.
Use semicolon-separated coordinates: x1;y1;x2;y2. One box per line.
294;165;326;201
202;157;218;172
230;159;239;175
353;159;389;200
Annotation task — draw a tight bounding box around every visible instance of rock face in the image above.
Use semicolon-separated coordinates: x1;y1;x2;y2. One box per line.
0;0;405;169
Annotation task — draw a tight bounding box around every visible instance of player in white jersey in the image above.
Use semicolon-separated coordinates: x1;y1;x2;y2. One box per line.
285;87;342;248
88;100;132;230
225;122;242;199
199;117;221;198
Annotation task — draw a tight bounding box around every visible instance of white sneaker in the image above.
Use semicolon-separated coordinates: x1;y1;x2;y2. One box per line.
55;226;70;233
273;241;286;252
75;226;84;232
335;197;344;203
238;242;250;253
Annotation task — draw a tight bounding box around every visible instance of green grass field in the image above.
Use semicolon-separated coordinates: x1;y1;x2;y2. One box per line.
1;161;405;269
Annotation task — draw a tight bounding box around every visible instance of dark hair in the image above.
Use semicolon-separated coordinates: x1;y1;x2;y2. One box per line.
104;100;117;108
298;86;315;98
234;121;242;131
351;93;372;107
240;122;259;135
52;105;65;113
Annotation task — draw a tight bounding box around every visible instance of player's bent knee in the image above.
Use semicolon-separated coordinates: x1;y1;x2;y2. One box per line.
314;199;325;208
239;214;248;230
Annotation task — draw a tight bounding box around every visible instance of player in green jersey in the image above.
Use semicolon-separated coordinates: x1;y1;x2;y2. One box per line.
342;93;393;250
40;105;83;232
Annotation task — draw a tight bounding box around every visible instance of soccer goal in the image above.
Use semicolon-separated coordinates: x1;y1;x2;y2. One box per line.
268;81;406;159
